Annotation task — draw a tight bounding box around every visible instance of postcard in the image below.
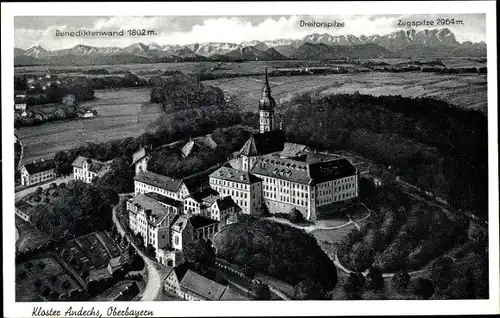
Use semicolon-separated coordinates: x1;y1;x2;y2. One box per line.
2;1;498;317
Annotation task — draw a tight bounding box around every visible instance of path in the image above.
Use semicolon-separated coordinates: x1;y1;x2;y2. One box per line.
333;249;426;278
112;201;163;301
266;207;371;234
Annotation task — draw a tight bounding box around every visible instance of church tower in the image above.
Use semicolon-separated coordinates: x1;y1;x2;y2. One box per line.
259;68;276;133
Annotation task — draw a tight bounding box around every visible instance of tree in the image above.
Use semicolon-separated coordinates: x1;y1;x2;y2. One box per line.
130;254;145;271
145;244;156;259
294;279;325;300
391;269;410;291
413;278;434;299
430;257;453;291
288;208;304;223
35;187;43;195
252;283;271;300
344;272;365;298
184;239;216;268
366;267;384;291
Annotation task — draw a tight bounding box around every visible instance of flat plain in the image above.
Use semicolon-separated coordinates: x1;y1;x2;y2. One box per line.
206;72;487;113
16;88;162;163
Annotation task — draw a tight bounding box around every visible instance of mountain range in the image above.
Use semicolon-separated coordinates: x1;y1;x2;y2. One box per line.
14;28;487;66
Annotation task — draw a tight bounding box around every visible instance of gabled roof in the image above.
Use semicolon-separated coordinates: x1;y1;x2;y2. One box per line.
239;130;285;157
181;140;201;157
180;270;228;301
72;155;112;175
251;152;356;185
213;196;238;211
131;147;151;166
280;142;311;158
22;159;56;174
134;171;184;192
144;192;183;208
129;193;173;226
210;166;262;184
188;215;219;230
187;188;220;204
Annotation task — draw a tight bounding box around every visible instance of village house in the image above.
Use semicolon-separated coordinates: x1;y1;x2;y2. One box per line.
72;156;113;184
209;196;239;224
183;188;220;216
20;158;57;186
164;267;249;301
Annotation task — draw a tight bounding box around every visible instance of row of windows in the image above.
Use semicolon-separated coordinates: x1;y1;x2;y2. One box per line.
210;178;250;190
318;191;356;205
136;182;179;199
30;173;55;184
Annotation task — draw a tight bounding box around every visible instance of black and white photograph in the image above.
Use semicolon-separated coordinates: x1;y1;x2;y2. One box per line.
2;1;498;317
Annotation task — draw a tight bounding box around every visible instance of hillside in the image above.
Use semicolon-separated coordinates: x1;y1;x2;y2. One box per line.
213;216;338;290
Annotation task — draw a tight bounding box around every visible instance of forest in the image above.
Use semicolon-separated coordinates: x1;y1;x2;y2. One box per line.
213;216;338;293
25;181;118;240
281;92;488;220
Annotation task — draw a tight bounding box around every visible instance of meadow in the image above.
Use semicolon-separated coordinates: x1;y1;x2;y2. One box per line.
16;88;163;163
15;59;487;163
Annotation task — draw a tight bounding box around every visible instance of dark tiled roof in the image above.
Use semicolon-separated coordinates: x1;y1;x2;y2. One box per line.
72;156;113;175
180;270;227;300
134;171;183;192
173;262;190;281
215;196;238;211
251;152;356;185
308;157;357;183
23;159;56;174
188;215;219;230
144;192;183;208
129;194;173;226
239;130;285;156
210;166;262;184
188;188;220;204
251;153;311;184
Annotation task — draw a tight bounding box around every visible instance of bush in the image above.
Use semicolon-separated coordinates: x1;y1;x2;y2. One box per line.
391;268;410;291
288;208;304;223
412;278;435;299
251;283;271;300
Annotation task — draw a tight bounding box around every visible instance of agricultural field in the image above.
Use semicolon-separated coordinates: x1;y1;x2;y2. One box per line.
61;231;122;271
206;72;487;113
16;255;82;301
16;88;163;163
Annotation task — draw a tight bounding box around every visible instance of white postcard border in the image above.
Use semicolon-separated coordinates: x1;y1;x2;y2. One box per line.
2;1;498;317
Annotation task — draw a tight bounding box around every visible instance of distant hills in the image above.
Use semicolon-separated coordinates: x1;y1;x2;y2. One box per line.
14;28;487;66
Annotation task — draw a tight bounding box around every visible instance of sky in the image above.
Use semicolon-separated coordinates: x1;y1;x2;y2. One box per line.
14;14;486;50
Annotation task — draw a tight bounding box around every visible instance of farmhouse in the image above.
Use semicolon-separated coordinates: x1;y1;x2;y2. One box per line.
72;156;113;184
20;159;57;186
77;109;96;118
